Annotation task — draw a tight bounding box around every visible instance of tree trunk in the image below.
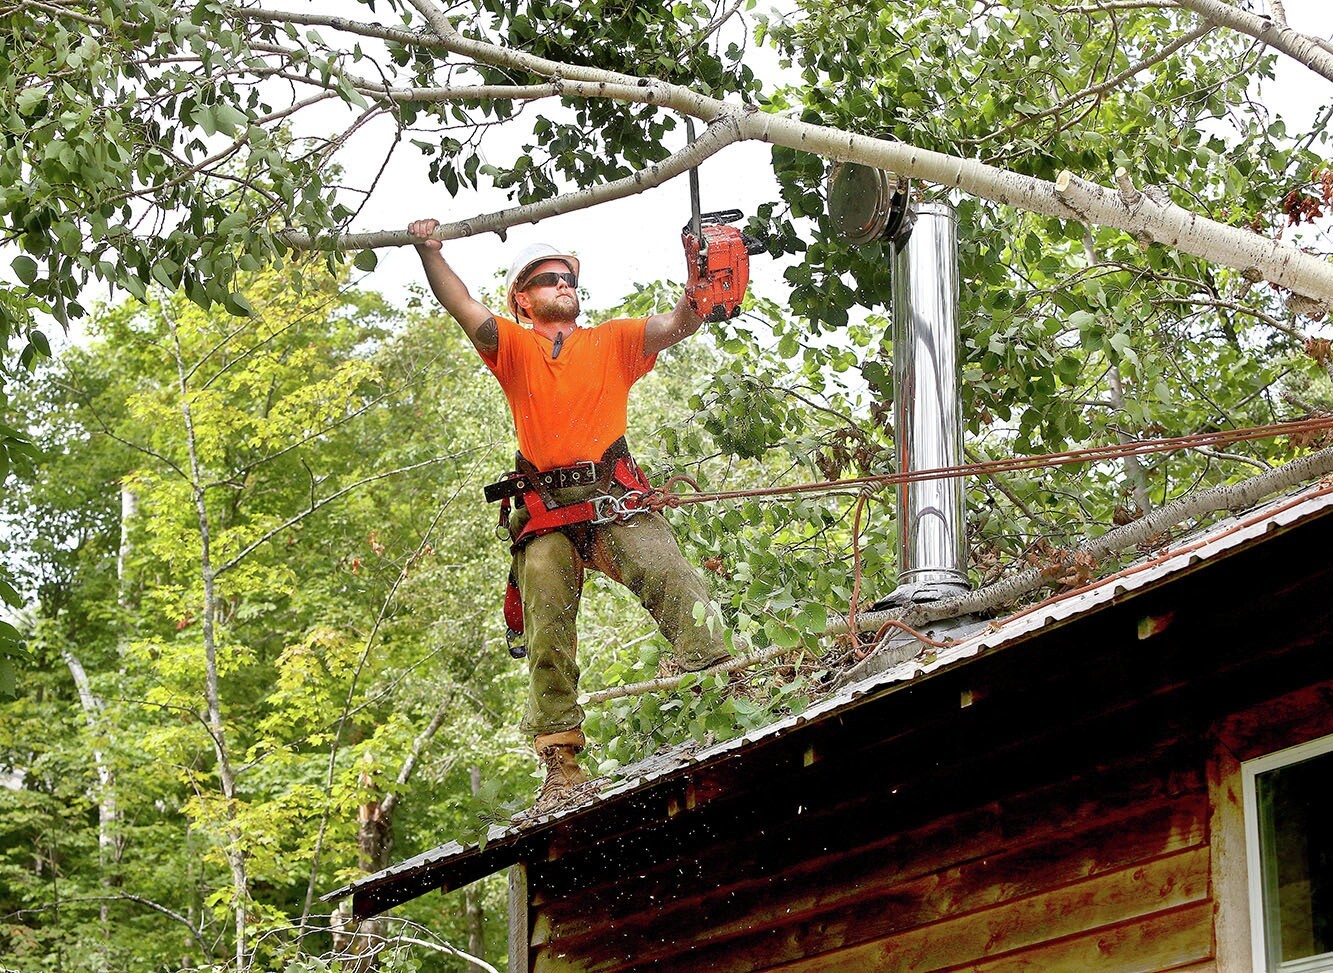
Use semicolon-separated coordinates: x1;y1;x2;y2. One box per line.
117;484;138;608
1084;230;1153;517
60;648;118;973
464;766;486;971
169;317;249;970
1108;366;1154;516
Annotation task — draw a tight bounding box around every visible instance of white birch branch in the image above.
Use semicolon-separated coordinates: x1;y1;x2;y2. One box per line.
392;937;501;973
859;441;1333;636
1050;0;1179;10
1173;0;1333;81
259;9;1333;312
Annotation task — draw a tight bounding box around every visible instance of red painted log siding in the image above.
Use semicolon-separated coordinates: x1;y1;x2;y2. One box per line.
529;741;1215;973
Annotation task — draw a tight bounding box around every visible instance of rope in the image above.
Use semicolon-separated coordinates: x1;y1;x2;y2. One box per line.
637;415;1333;661
642;415;1333;512
848;490;873;659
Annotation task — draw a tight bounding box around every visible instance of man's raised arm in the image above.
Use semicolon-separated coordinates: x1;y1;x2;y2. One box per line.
643;297;705;356
408;218;499;354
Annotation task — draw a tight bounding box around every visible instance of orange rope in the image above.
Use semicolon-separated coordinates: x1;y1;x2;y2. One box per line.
646;416;1333;511
848;491;872;658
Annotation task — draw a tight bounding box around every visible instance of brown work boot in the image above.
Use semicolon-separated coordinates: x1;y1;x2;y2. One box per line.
532;744;591;814
517;730;601;821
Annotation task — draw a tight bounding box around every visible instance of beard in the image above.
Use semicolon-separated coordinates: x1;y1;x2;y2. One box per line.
526;290;579;324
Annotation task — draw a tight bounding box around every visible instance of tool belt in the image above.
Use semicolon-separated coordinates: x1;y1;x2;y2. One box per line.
484;437;655;548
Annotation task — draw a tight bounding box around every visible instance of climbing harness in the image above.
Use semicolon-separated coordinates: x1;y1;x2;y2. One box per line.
484;441;657;659
484;453;655;546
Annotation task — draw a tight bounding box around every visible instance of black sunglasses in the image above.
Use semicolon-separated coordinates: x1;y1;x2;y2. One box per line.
522;271;578;290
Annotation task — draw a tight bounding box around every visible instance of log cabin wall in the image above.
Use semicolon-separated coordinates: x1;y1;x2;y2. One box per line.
530;740;1213;972
522;507;1333;973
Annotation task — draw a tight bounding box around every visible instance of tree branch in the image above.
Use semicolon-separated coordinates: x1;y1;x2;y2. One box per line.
6;894;211;956
390;936;500;973
299;451;485;932
379;692;454;822
1153;294;1333;382
269;19;1333;311
975;20;1215;145
586;446;1333;703
1050;0;1179;10
1173;0;1333;82
279;105;742;249
884;442;1333;631
214;451;474;577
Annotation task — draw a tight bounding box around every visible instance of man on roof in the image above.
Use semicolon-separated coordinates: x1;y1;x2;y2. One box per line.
409;219;733;816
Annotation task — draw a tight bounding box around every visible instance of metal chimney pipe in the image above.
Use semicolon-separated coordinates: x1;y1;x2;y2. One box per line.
888;201;969;603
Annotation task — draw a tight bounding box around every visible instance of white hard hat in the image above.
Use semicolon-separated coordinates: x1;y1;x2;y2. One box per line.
504;244;580;320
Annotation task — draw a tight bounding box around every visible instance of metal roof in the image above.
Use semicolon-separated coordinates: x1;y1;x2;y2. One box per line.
323;481;1333;913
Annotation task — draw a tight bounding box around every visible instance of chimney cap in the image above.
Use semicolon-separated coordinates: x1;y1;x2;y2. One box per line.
827;163;911;246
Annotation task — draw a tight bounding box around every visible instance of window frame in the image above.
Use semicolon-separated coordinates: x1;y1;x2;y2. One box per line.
1242;732;1333;973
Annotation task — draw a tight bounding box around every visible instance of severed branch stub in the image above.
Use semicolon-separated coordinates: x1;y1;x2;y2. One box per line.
1115;166;1143;209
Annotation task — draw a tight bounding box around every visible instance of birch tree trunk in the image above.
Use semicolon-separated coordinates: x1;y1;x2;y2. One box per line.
464;766;486;972
60;648;119;973
167;316;250;971
117;485;138;607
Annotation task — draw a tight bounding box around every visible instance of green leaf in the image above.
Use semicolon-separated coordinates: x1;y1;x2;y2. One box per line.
16;88;44;116
123;274;148;302
223;292;254;316
12;255;39;285
795;603;827;632
352;249;378;272
54;222;80;255
212;103;247;136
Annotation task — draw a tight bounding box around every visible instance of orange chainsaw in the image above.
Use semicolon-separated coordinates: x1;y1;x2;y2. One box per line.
682;119;765;322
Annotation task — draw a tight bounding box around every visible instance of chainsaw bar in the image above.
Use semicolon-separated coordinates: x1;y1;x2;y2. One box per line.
682;118;764;321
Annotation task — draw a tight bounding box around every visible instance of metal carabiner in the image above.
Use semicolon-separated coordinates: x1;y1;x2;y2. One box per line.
589;494;621;525
613;491;652;520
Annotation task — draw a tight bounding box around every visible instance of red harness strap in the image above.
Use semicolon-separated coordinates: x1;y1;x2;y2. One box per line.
513;456;652;544
494;453;653;659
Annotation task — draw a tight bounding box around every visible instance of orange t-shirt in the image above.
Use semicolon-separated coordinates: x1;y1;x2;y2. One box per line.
479;316;658;469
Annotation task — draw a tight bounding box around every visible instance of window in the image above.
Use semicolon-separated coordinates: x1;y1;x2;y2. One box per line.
1244;735;1333;973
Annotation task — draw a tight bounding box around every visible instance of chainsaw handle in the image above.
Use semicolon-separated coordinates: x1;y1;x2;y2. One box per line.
700;209;744;226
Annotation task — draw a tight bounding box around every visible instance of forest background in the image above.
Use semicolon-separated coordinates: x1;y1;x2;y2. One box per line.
2;0;1333;970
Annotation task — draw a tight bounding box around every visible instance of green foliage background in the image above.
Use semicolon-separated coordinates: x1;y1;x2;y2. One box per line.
2;0;1332;969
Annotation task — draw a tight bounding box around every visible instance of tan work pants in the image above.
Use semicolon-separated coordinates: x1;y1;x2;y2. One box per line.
510;486;730;738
